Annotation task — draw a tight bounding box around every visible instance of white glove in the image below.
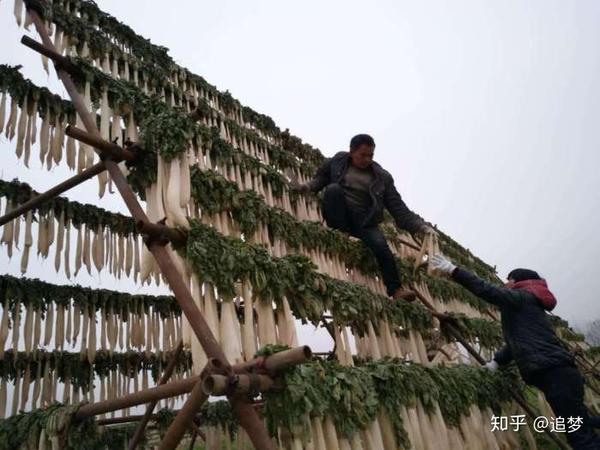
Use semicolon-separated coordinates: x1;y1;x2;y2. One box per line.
484;360;499;371
430;254;456;274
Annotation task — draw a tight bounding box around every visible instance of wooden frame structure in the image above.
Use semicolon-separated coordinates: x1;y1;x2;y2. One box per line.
0;2;317;448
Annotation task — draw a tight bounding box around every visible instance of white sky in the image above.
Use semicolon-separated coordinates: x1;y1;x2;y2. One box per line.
1;0;600;329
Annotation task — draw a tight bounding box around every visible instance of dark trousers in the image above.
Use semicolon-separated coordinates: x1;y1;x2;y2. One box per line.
321;183;401;296
528;366;600;449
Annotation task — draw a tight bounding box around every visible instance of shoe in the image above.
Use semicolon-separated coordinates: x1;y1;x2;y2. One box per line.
392;288;416;302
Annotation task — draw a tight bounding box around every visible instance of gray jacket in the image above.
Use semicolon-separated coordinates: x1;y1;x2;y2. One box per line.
307;151;425;232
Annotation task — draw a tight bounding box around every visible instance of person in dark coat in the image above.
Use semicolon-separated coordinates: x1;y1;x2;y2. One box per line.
290;134;435;301
431;254;600;450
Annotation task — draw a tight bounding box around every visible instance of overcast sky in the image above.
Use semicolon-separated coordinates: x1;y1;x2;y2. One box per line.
1;0;599;329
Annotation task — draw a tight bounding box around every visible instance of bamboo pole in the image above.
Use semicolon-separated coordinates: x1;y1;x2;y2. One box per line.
0;161;106;226
202;374;275;396
65;125;136;161
76;377;199;419
158;379;209;450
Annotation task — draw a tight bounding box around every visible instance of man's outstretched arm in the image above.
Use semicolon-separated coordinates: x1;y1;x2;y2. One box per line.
382;179;427;234
290;157;332;194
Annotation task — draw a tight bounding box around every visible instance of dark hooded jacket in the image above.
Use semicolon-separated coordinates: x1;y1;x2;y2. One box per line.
452;268;575;380
306;151;425;232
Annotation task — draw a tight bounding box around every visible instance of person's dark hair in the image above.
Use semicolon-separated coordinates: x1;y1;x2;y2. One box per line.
507;268;542;282
350;134;375;151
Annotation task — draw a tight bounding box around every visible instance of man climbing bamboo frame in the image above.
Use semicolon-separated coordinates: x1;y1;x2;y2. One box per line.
290;134;436;301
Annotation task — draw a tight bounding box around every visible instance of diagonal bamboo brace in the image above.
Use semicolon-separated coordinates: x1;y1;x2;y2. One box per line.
158;378;209;450
128;342;184;450
0;162;106;226
21;35;84;78
65;125;137;161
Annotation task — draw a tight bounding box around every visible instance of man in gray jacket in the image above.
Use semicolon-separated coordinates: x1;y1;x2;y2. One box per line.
291;134;435;300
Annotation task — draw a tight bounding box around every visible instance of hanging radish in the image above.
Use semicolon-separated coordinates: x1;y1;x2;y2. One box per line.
0;93;6;134
15;94;28;158
164;158;189;228
220;294;243;364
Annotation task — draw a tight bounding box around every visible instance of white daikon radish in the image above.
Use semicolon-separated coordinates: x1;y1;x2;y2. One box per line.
428;403;450;450
125;234;133;276
140;246;155;285
23;102;33;167
165;159;189;228
203;283;220;342
185;275;200;347
92;227;101;272
311;417;328;450
64;220;71;278
51;116;63;165
11;373;21;416
366;321;382;359
119;312;125;349
55;305;65;351
42;302;56;348
98;88;111;197
333;323;348;365
32;361;42;409
65;135;76;169
0;93;6;133
133;235;140;282
54;210;65;272
72;303;81;344
39;107;51;166
124;110;139;143
0;299;10;359
0;378;6;419
80;307;89;360
478;407;500;450
83;225;91;274
5;97;17;140
23;304;33;354
41;359;51;406
241;280;257;360
20;363;30;410
44;209;55;257
14;0;23;27
107;306;117;352
65;303;72;347
180;153;191;207
1;201;14;258
10;302;21;352
255;295;277;346
323;416;341;450
15;95;28;158
33;307;42;350
100;305;108;350
220;297;243;364
74;225;82;275
87;309;97;364
117;234;125;277
377;412;397;450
